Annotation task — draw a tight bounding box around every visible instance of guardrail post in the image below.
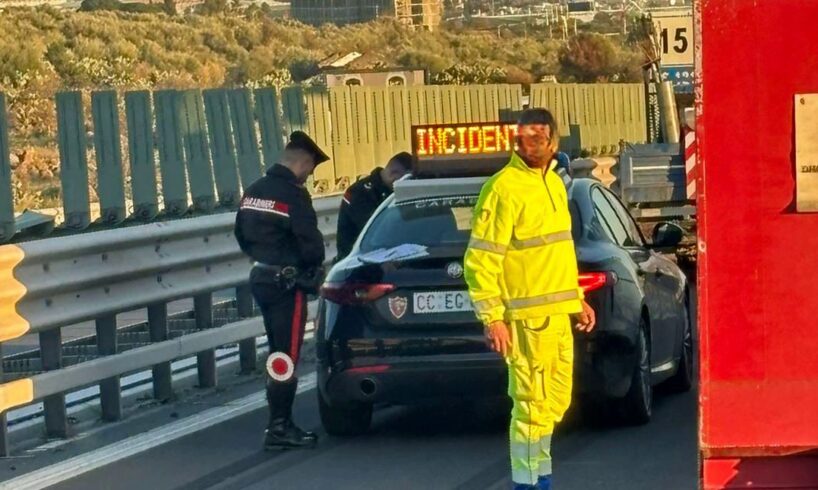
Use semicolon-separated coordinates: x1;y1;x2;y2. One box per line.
148;303;173;401
195;293;217;388
40;329;68;438
236;285;256;373
96;314;121;421
0;344;9;457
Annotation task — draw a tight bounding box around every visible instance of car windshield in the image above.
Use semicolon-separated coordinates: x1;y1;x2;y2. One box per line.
358;197;477;253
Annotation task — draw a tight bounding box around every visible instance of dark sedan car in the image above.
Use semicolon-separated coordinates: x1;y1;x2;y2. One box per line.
315;176;693;435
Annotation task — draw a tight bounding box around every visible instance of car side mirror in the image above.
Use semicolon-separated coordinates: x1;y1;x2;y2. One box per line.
652;222;684;248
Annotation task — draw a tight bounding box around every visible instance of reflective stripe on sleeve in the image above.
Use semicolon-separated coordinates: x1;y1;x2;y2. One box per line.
473;297;503;313
467;237;508;255
509;230;573;250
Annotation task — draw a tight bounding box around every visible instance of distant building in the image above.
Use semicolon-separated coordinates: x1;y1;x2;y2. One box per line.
566;0;596;11
323;70;427;88
395;0;443;30
314;52;426;87
564;0;597;22
290;0;443;30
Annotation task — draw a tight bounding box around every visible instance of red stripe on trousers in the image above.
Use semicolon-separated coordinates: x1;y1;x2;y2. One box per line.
290;290;305;363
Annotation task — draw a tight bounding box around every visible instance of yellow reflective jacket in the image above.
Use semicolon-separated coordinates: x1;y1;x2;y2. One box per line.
464;152;584;325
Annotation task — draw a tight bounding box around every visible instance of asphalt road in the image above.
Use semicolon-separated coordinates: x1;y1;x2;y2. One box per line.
2;286;699;490
36;370;697;490
40;383;696;490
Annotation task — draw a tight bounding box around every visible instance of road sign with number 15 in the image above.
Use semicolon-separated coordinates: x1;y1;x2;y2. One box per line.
651;8;694;68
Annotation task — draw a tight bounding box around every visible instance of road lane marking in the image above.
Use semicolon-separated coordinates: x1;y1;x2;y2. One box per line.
0;372;318;490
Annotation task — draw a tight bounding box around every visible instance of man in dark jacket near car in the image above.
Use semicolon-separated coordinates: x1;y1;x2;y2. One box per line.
334;152;412;261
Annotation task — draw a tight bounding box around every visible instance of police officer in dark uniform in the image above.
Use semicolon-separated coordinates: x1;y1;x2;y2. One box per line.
234;131;329;450
335;152;412;261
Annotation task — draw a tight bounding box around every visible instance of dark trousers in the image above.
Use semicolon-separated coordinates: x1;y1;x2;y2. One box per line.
250;267;308;424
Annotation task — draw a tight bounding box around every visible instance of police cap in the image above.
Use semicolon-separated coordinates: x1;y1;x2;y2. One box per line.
286;131;330;166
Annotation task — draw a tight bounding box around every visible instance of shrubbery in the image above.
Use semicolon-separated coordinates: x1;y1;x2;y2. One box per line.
0;7;646;210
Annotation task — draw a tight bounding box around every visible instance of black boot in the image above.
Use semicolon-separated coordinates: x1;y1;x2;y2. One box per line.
264;417;318;450
264;378;318;450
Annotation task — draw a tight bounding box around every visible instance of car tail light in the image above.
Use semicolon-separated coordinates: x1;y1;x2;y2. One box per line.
579;272;608;293
320;283;396;305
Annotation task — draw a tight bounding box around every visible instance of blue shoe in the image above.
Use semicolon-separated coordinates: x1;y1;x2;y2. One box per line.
536;475;552;490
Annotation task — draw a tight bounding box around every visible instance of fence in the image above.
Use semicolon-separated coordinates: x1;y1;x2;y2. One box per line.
0;196;339;456
1;83;650;244
529;83;648;157
0;84;524;244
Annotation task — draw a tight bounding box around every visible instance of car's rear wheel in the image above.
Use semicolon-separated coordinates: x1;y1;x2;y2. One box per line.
618;318;652;425
318;389;373;436
666;292;694;393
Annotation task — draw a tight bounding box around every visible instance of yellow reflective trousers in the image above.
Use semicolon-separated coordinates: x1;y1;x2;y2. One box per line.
508;315;574;485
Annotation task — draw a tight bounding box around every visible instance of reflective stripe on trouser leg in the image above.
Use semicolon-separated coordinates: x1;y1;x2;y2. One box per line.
507;315;573;485
510;401;553;485
289;289;305;363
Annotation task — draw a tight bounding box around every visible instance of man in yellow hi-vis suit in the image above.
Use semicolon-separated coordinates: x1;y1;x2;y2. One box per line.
464;109;596;490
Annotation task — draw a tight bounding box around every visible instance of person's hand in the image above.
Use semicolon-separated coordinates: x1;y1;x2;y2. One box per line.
575;300;596;333
485;320;512;357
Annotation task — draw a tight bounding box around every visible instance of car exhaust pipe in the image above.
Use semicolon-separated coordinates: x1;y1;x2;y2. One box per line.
360;378;377;397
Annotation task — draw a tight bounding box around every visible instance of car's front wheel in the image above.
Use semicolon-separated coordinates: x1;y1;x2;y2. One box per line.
318;389;373;436
617;318;652;425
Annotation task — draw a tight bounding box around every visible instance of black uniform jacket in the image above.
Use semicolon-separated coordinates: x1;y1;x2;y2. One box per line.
335;167;391;260
234;165;325;269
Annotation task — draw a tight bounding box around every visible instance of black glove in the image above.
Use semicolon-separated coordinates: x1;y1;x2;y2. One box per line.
295;266;325;295
277;266;298;290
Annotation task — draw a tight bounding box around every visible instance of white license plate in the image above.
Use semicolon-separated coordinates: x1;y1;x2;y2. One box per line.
413;291;473;314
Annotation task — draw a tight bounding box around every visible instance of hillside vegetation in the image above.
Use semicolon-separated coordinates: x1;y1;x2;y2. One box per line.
0;6;645;210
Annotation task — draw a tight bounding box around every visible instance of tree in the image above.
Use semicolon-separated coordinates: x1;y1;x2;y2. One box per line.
430;63;506;85
197;0;228;15
79;0;161;12
504;65;534;87
289;58;320;82
164;0;177;15
559;33;619;82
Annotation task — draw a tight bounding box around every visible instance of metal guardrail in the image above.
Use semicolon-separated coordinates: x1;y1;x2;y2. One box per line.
0;195;341;456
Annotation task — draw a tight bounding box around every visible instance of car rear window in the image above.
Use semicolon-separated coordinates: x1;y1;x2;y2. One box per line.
359;195;583;253
358;199;475;252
